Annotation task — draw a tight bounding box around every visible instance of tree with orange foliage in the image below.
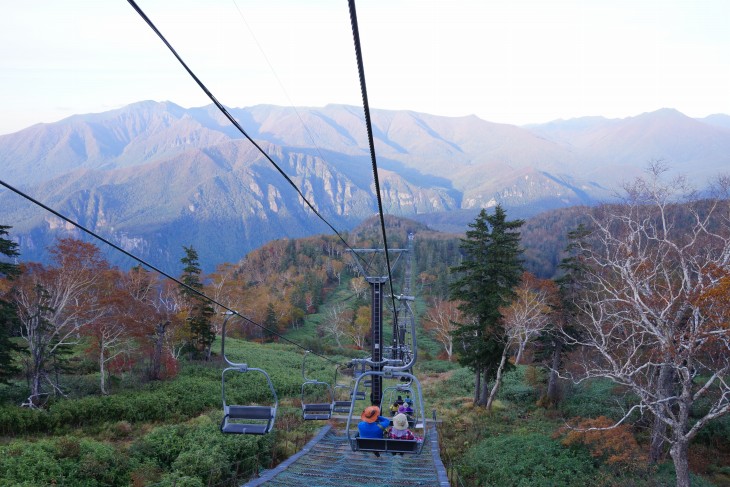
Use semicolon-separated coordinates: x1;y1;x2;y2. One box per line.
13;238;108;406
560;416;647;472
82;268;141;394
124;266;184;380
562;164;730;487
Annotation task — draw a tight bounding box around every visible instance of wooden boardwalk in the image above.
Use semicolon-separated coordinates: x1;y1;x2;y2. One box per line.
244;425;450;487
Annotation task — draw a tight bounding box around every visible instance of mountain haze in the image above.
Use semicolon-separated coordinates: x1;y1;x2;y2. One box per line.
1;102;728;270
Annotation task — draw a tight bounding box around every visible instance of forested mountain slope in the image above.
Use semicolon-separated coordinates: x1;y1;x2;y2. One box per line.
2;102;728;271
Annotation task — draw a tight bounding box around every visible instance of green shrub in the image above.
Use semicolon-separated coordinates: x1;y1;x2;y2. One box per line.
156;472;205;487
129;413;271;484
460;433;595;486
0;437;128;486
652;461;717;487
498;366;540;404
441;367;475;397
172;446;228;484
0;404;54;435
130;424;189;468
418;360;460;374
560;379;638;421
693;409;730;450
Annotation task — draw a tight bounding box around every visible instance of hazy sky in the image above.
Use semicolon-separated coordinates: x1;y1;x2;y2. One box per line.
1;0;729;135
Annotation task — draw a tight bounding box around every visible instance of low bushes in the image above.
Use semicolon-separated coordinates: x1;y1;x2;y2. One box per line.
0;436;130;486
460;432;595;487
129;414;273;486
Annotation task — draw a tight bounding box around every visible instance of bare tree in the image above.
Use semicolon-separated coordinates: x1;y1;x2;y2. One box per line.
562;165;730;487
484;275;555;409
349;276;368;299
501;274;553;364
423;297;462;361
13;239;107;406
320;303;350;347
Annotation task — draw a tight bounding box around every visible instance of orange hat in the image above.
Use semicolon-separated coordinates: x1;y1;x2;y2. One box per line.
361;405;380;423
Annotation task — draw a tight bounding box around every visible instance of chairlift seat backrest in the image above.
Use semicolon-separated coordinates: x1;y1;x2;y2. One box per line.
301;352;334;421
352;436;423;454
333;400;351;413
221;404;276;435
228;405;274;420
220;314;278;436
303;403;332;412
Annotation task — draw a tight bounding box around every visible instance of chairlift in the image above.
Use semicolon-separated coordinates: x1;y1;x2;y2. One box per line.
345;369;426;455
220;312;277;435
380;383;416;426
351;361;367;400
301;351;334;420
333;364;357;413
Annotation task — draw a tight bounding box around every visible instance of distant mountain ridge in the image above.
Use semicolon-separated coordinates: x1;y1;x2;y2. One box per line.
1;102;728;271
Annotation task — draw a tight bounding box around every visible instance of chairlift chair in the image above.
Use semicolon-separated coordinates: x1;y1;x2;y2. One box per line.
380;383;416;426
345;370;426;455
220;313;278;435
300;351;334;420
333;364;357;413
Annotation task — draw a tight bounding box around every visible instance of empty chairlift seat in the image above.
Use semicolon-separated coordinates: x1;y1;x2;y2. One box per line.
221;403;276;435
300;351;334;421
219;312;278;435
302;401;333;420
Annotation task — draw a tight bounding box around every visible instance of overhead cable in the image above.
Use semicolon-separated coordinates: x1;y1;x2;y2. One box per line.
0;178;342;367
347;0;399;324
230;0;335;176
126;0;370;273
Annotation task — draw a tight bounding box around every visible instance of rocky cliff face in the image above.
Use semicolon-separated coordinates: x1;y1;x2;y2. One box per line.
1;102;727;270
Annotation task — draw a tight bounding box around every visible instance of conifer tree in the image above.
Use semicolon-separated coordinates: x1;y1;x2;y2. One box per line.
0;225;22;385
180;245;215;360
450;205;524;405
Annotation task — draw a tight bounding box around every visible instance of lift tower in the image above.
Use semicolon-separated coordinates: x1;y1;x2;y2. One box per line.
348;247;406;406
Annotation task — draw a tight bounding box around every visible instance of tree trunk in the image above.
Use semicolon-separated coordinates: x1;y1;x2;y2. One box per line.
650;364;674;463
30;372;43;406
515;340;526;365
479;367;489;406
486;346;510;410
150;322;166;381
649;414;667;464
670;439;691;487
545;339;562;406
99;347;107;395
473;368;481;404
28;349;44;406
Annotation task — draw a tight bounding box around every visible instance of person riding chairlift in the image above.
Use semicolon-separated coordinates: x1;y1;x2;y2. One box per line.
389;395;404;416
358;405;391;457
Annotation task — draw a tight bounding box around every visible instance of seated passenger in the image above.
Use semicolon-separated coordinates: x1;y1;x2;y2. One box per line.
389;402;399;416
389;413;416;440
358;405;390;439
399;400;414;416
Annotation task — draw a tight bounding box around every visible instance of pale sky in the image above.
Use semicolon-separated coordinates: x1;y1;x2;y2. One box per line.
1;0;729;136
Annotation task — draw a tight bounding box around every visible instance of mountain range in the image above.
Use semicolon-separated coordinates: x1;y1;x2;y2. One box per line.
1;101;729;271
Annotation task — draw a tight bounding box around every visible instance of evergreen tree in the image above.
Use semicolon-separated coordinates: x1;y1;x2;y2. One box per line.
0;225;22;385
263;302;278;342
535;223;590;407
449;205;524;405
179;245;215;360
